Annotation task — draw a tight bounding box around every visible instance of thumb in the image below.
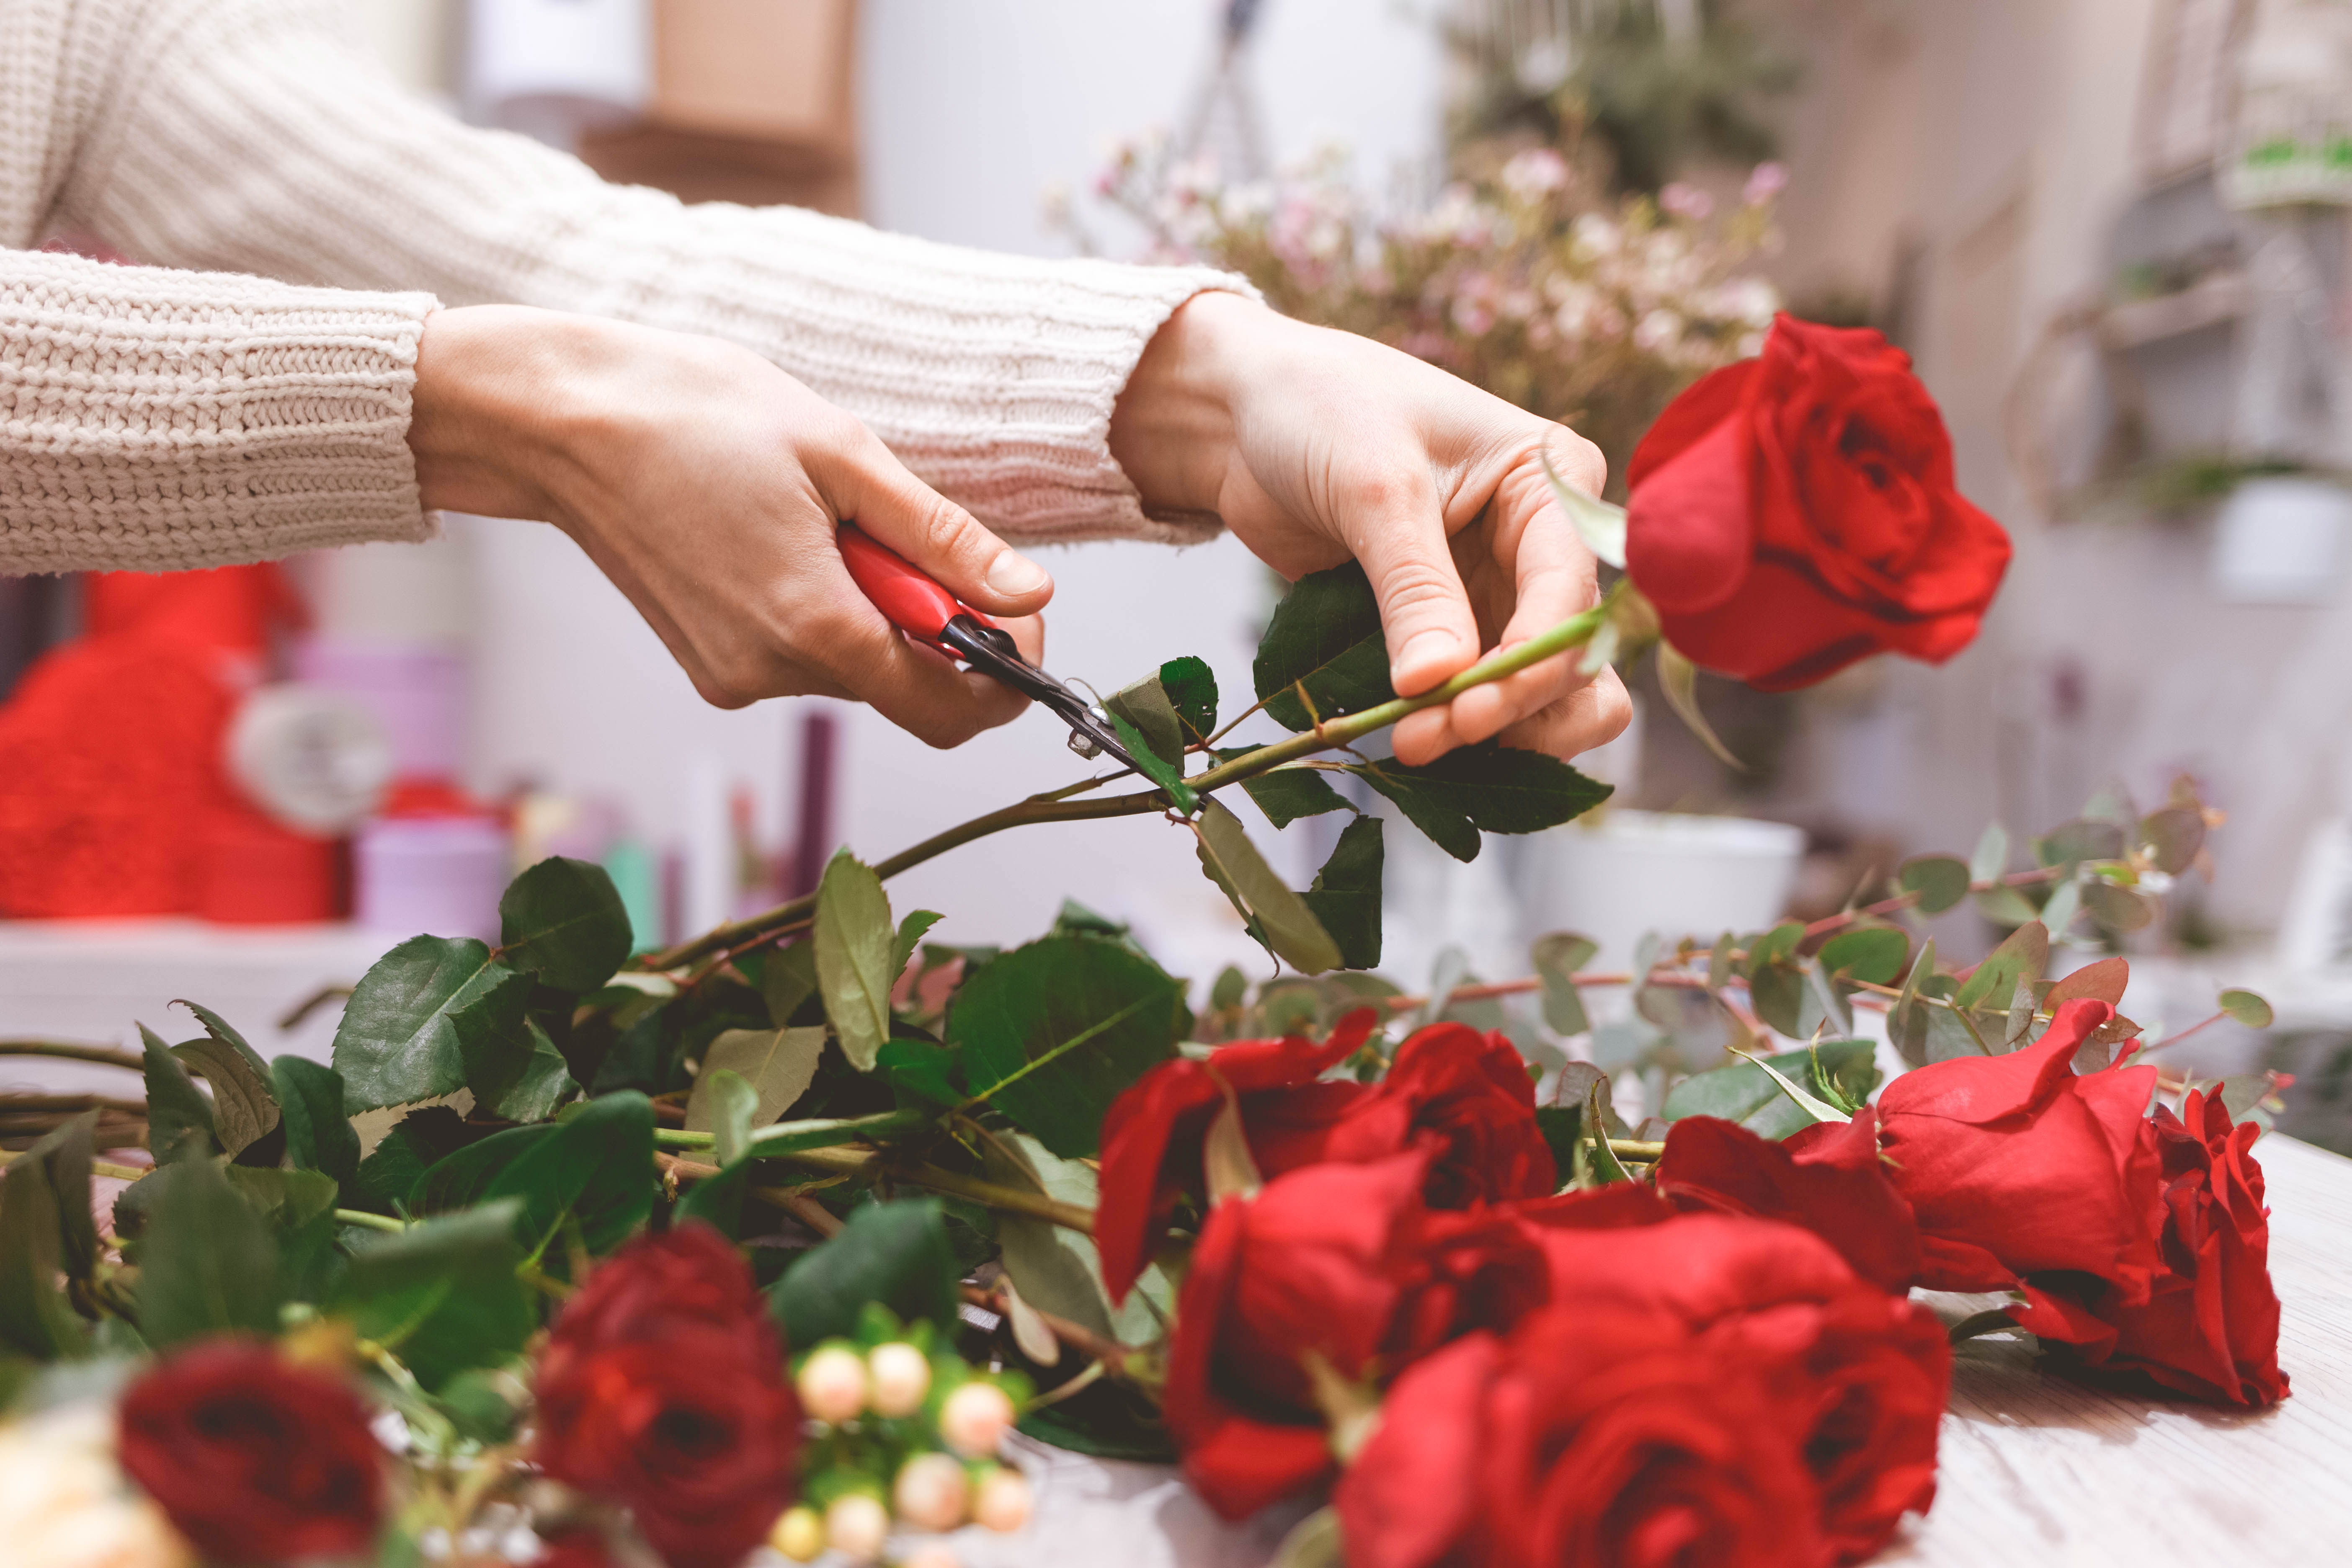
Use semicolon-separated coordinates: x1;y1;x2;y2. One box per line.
1346;475;1480;697
815;431;1055;617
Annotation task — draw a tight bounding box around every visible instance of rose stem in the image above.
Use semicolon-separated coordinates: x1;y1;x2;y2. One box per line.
644;596;1614;970
960;1281;1135;1373
0;1040;149;1072
659;1145;1093;1233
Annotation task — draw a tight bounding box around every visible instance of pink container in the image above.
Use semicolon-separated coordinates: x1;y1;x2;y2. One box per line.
294;639;468;779
355;815;510;941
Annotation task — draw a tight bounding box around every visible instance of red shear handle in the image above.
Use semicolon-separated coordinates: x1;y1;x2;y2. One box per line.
837;524;996;644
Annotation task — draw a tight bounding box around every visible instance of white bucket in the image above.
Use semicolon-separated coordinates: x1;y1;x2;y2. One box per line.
1520;810;1807;970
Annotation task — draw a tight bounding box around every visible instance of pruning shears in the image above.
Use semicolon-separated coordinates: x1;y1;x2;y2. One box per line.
837;524;1148;775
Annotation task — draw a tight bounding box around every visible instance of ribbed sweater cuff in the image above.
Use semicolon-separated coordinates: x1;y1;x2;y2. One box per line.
0;248;435;574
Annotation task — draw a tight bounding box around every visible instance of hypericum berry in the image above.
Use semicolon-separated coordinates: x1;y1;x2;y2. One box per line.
867;1342;932;1418
901;1545;961;1568
796;1346;868;1424
823;1494;890;1563
892;1452;969;1533
972;1465;1034;1533
938;1380;1016;1459
769;1504;825;1563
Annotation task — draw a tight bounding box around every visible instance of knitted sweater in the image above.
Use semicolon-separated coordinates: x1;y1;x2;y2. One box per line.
0;0;1244;575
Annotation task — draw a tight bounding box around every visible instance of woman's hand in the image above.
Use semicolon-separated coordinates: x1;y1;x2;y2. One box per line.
1110;291;1631;766
407;304;1053;745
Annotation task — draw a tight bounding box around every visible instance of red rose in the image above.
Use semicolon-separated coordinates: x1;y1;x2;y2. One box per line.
1876;999;2163;1298
2011;1088;2288;1407
536;1531;624;1568
1537;1212;1950;1563
1654;1109;1922;1292
116;1342;386;1567
1625;314;2011;690
1096;1015;1553;1303
535;1226;800;1568
1337;1310;1823;1568
1163;1150;1550;1519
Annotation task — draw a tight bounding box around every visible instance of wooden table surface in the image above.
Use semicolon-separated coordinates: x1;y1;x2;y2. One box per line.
941;1135;2352;1568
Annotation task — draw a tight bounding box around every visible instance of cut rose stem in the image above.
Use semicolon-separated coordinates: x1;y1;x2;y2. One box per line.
960;1282;1134;1373
643;597;1614;971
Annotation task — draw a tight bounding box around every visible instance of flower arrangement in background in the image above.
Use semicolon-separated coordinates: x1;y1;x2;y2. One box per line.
1052;132;1785;480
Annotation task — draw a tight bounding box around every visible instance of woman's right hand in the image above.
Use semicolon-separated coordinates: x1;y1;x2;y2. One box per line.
406;304;1055;746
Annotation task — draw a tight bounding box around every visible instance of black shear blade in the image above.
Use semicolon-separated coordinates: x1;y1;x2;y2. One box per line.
937;615;1150;775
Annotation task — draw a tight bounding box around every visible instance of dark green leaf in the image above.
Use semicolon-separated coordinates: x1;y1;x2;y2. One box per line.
170;1037;281;1162
1532;933;1598;1035
483;1091;656;1255
1016;1382;1177;1462
2219;989;2275;1029
878;1033;965;1109
1744;922;1806;976
700;1070;759;1166
139;1024;219;1166
1819;928;1908;987
1104;673;1186;768
1302;815;1385;970
1194;799;1342;975
1534;1104;1585;1179
498;857;633;993
950;936;1191;1158
222;1167;342;1295
1351;760;1480;861
272;1059;361;1199
1051;901;1128;941
890;912;945;981
333;937;528;1113
770;1198;960;1347
411;1125;558;1218
1583;1077;1631;1184
675;1157;756;1239
330;1201;534;1390
0;1116;96;1359
171;1001;273;1083
689;1026;825;1134
1887;939;1938;1068
1749;964;1805;1038
1159;656;1218;743
135;1159;281;1349
473;1021;578;1124
815;851;895;1072
1359;744;1612;836
1236;765;1353;829
1898;855;1971;915
1661;1041;1881;1141
1253;562;1394;731
351;1106;475;1215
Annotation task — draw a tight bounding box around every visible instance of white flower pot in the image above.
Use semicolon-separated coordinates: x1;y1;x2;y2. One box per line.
1520;810;1807;971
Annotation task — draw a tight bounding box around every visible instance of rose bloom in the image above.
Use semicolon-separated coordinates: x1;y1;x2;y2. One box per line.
1162;1150;1552;1519
2013;1087;2289;1407
1533;1207;1950;1563
115;1343;384;1568
1653;1109;1922;1292
1876;1000;2163;1299
535;1226;801;1568
0;1403;193;1568
1338;1308;1823;1568
1095;1015;1554;1302
1625;313;2012;689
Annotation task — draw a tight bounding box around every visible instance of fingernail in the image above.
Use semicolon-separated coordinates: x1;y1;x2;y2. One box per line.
986;553;1050;597
1397;629;1463;677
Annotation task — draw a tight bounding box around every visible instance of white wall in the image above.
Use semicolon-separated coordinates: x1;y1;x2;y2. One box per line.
434;1;1447;977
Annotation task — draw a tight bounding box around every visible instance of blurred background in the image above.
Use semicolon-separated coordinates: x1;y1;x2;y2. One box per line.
8;0;2352;1148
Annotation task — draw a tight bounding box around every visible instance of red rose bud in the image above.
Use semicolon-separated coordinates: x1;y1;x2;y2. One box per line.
1625;314;2011;690
2011;1088;2288;1407
534;1227;800;1568
1096;1015;1553;1305
1654;1109;1922;1292
116;1342;387;1568
1162;1150;1551;1519
1876;1000;2164;1299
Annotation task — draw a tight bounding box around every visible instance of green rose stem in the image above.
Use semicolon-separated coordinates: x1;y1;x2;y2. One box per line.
646;596;1616;972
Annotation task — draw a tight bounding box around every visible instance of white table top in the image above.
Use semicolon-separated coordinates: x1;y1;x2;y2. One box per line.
928;1135;2352;1568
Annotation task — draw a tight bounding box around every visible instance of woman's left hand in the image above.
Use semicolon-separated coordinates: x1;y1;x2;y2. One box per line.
1110;291;1632;767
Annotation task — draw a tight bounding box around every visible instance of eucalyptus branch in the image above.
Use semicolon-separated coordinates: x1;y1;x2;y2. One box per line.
646;596;1614;970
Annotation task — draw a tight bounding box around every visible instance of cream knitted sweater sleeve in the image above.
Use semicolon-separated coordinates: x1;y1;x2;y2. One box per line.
0;0;1248;575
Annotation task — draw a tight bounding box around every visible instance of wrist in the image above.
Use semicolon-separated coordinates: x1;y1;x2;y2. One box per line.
1110;289;1282;516
408;304;614;521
